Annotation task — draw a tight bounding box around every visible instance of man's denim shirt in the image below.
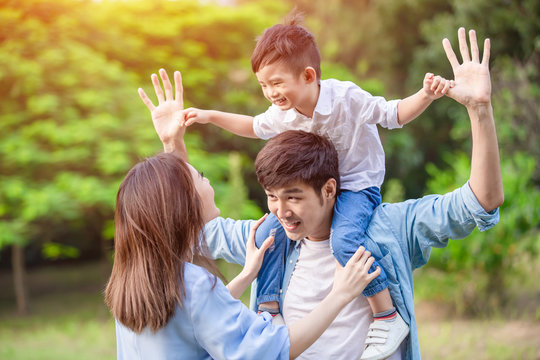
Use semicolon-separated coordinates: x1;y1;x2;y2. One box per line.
204;182;499;359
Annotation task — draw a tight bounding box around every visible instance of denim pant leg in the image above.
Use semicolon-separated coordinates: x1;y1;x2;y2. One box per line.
255;213;287;306
331;187;388;297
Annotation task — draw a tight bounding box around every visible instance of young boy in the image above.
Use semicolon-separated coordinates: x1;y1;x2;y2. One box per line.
183;13;452;360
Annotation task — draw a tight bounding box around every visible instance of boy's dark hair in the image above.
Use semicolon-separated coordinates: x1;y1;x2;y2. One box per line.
251;10;321;80
255;130;340;198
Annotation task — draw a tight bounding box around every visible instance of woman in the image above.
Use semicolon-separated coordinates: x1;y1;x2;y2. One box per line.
105;70;381;359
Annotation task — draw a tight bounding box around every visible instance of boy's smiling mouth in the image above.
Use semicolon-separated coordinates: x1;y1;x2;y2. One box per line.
273;97;287;106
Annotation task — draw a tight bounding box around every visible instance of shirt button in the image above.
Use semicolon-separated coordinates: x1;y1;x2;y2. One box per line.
289;260;293;264
280;289;283;293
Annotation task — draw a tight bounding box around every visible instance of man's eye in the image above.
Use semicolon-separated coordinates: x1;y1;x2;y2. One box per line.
198;171;204;178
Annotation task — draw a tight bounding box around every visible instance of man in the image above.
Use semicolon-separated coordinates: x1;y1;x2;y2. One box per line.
139;28;503;359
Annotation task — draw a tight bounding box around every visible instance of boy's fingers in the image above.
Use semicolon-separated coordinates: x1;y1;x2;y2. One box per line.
442;38;459;71
431;76;441;91
138;88;155;112
481;38;491;65
458;27;470;63
469;29;479;63
441;79;451;94
436;79;446;94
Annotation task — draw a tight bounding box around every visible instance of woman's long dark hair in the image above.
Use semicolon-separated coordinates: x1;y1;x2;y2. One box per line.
105;153;222;333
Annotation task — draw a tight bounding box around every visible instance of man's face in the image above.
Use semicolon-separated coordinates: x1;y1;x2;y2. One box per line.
255;61;310;112
264;180;335;242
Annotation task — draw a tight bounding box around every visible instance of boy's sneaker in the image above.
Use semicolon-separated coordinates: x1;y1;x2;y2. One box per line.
258;308;285;326
360;312;409;360
271;313;285;326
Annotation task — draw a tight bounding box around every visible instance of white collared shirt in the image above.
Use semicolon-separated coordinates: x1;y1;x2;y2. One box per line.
253;79;402;191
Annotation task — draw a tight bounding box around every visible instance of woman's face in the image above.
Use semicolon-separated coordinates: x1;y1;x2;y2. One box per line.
188;164;220;223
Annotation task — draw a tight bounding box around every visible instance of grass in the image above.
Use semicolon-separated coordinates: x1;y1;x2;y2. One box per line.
0;262;116;360
0;261;539;359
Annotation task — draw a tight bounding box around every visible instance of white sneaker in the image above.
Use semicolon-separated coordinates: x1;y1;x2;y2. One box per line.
360;312;409;360
271;313;285;326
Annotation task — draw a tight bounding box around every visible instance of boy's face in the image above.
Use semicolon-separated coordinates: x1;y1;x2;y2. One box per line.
264;180;335;242
255;61;312;113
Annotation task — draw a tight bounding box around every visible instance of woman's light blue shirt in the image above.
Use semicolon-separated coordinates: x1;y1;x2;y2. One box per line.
204;182;499;360
115;262;290;359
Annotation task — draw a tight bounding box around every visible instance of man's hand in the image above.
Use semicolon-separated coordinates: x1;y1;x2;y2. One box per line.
444;28;491;108
138;69;185;146
422;73;454;100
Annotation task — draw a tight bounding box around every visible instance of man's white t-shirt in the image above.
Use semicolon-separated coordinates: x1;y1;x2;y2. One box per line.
253;79;402;192
283;238;404;359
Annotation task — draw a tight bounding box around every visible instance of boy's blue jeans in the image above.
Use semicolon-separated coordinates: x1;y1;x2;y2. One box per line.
255;187;388;306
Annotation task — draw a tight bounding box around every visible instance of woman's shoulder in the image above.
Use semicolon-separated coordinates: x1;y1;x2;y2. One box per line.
183;262;222;292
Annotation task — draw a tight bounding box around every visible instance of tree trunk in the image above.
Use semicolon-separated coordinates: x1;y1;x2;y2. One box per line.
12;244;28;315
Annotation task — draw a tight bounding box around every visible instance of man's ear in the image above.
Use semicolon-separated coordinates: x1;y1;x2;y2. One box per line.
322;178;337;199
303;67;317;84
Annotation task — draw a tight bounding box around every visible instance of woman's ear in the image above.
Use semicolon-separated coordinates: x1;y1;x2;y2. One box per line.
303;67;317;84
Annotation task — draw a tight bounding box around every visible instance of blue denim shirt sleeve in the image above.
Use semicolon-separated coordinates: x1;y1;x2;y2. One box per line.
187;264;290;359
380;181;500;270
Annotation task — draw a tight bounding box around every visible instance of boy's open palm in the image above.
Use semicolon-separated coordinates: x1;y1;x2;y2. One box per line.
138;69;186;144
444;28;491;107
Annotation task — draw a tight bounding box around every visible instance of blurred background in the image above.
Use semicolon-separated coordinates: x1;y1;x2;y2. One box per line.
0;0;539;359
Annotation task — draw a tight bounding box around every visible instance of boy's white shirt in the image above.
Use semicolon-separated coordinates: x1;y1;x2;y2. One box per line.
283;238;404;360
253;78;402;192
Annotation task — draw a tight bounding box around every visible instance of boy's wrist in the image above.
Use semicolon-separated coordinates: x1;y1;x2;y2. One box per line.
419;87;436;101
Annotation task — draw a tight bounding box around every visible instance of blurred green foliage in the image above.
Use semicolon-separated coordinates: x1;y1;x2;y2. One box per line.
0;0;538;313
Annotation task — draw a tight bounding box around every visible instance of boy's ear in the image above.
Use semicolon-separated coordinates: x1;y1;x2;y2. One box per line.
303;67;317;84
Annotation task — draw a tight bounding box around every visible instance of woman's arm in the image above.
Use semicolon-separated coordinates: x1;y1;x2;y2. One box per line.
138;69;188;161
287;247;380;358
226;215;274;299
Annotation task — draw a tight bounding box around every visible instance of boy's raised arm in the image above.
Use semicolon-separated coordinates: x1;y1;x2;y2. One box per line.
396;73;453;126
184;108;258;138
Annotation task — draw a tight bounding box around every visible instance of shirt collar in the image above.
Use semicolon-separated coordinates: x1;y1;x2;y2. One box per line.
313;80;332;116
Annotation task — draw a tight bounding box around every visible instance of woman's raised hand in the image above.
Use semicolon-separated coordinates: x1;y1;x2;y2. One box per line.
138;69;186;147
